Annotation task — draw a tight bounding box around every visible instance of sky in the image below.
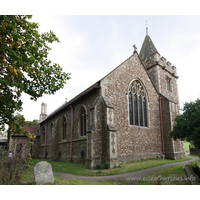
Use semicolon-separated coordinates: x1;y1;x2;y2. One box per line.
3;1;200;198
19;15;200;121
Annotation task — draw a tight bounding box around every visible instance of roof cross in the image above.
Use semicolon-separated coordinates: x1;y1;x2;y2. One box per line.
133;44;137;53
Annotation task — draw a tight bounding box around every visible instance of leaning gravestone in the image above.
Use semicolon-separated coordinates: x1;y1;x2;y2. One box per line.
183;164;199;185
34;161;54;185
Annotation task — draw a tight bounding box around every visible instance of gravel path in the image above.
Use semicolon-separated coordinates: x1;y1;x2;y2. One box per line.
53;155;199;183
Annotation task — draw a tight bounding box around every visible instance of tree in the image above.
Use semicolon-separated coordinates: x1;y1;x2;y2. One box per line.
169;99;200;149
0;15;70;136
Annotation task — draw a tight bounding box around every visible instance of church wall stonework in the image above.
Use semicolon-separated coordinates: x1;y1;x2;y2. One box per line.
9;136;29;158
39;89;100;163
35;35;185;167
142;52;185;159
101;52;163;163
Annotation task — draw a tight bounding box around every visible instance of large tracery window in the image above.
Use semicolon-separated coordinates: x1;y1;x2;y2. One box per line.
128;80;148;127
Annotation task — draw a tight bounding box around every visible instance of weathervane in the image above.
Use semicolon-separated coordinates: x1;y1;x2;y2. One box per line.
146;20;148;36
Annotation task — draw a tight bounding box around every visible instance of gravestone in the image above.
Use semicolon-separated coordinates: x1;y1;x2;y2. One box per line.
183;164;199;185
34;161;54;185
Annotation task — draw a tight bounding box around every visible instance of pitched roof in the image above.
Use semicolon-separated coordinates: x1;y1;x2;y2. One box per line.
12;123;39;137
139;35;158;61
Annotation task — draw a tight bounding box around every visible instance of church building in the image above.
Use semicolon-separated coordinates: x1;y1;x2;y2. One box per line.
10;33;185;168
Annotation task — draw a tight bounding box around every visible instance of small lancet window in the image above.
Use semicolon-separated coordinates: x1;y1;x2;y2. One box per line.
42;126;45;144
62;117;67;140
80;107;87;136
166;77;172;92
128;80;148;127
50;123;53;138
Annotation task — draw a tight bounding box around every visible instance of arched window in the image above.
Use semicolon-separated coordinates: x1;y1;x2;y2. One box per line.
62;117;67;140
80;107;87;136
42;126;45;144
50;123;53;138
16;144;23;157
128;80;148;127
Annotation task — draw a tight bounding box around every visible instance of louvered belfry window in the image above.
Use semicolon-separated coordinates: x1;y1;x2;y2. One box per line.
128;80;148;127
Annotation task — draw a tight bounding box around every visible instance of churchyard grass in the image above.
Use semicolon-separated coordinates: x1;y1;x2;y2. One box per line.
32;156;191;177
1;156;193;185
184;141;195;152
190;155;200;158
184;141;190;152
19;168;118;185
137;159;200;185
184;142;190;152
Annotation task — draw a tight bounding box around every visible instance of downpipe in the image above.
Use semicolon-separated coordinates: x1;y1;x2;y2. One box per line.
159;97;165;159
70;105;73;162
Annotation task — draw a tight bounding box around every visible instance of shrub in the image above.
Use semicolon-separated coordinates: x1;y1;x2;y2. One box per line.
0;149;29;183
95;162;109;169
0;134;36;184
190;162;200;178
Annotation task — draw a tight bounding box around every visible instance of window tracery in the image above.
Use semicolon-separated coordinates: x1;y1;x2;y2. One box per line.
128;80;148;127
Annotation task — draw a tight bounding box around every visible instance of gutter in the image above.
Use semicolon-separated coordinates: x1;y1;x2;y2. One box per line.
159;97;165;158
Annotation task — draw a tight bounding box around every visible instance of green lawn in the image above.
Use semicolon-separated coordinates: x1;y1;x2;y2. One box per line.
184;141;190;152
1;156;194;185
184;141;195;152
19;168;118;185
138;159;200;185
32;156;192;177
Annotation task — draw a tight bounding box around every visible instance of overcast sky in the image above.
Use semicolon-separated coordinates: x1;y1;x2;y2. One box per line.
3;1;200;197
18;15;200;121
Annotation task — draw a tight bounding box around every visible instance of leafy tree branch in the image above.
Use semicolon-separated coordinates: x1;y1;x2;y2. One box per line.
0;15;70;136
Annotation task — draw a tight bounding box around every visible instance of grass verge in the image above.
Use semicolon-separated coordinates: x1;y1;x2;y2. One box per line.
184;141;190;152
20;168;118;185
1;156;195;185
32;156;192;177
138;159;200;185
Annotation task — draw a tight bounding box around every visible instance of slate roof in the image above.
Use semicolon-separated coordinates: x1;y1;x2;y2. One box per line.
139;35;159;61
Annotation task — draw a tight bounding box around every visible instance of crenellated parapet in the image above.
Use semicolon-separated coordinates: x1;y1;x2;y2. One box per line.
142;53;178;79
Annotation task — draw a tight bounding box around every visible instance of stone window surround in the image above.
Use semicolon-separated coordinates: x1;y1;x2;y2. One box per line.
50;122;53;138
127;78;150;128
79;105;87;138
61;116;67;141
166;76;172;93
42;126;45;145
16;143;23;155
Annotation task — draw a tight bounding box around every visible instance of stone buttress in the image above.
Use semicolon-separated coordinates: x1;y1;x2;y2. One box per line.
86;96;118;168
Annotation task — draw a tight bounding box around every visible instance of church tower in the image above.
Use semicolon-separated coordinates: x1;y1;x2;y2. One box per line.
139;34;185;159
39;102;47;122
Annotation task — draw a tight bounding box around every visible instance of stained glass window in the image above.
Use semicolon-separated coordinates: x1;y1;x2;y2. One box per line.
143;98;147;127
128;80;148;127
134;94;138;125
129;93;133;125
